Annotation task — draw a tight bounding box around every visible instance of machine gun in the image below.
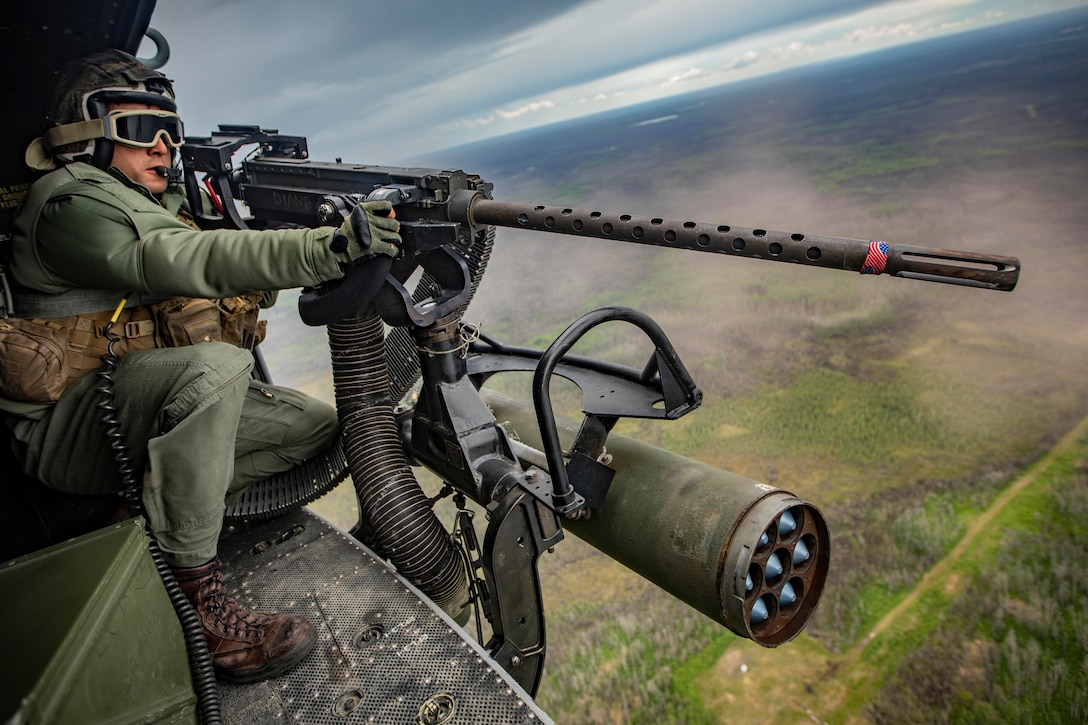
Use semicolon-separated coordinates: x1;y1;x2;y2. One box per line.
180;125;1020;696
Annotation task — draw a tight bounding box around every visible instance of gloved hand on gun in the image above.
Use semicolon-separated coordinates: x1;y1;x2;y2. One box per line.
331;199;402;261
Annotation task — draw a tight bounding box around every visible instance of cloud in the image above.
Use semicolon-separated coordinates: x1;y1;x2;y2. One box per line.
769;41;819;60
495;101;557;119
938;18;978;30
451;100;558;130
149;0;1088;161
662;68;704;86
724;50;761;70
490;34;541;61
842;23;918;43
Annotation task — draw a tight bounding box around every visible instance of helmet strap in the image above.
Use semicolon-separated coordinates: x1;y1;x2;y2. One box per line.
42;119;106;151
91;137;114;170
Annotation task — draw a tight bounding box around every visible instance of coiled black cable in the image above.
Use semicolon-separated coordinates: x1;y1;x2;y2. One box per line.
95;308;138;488
96;300;223;724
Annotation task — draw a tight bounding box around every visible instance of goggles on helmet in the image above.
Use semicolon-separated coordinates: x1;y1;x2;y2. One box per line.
105;109;185;148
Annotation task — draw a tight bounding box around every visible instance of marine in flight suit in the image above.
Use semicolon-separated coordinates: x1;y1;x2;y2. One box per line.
0;49;400;683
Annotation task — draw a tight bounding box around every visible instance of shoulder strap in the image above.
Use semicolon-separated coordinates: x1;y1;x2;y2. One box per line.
0;266;13;318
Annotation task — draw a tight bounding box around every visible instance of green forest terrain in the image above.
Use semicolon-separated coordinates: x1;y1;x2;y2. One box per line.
260;19;1088;724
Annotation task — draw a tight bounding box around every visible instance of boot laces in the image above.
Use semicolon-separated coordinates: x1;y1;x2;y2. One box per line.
199;563;276;638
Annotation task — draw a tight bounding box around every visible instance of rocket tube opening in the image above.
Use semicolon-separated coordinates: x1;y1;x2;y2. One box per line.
722;495;830;647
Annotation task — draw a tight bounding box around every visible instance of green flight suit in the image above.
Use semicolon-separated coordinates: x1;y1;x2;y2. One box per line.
2;162;351;567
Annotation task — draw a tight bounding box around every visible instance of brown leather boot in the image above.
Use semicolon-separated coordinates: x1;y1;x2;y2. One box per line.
172;558;316;684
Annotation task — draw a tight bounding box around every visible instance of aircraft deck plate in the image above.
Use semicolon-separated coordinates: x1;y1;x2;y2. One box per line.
216;508;551;725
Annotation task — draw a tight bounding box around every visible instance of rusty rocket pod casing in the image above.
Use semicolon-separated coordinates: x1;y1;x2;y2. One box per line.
484;392;830;646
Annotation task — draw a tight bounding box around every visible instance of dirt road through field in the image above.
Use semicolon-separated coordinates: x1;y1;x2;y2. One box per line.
850;412;1088;656
794;411;1088;724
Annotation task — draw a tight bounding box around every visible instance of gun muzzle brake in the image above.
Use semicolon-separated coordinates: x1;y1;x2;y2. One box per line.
890;245;1020;290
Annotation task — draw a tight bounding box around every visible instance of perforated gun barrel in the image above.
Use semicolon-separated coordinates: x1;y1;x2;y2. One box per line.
461;198;1020;291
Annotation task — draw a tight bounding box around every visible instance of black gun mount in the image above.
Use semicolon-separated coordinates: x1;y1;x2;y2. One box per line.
180;125;1016;695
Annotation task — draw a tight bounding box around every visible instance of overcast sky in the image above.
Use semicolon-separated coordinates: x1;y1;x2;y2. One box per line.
145;0;1088;164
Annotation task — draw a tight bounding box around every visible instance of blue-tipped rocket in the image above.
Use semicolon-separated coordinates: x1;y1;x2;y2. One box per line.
779;581;798;607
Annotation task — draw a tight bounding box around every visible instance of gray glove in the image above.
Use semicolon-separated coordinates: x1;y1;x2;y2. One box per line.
331;200;401;261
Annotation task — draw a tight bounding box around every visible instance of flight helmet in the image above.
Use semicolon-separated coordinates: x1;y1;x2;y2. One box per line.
35;49;181;170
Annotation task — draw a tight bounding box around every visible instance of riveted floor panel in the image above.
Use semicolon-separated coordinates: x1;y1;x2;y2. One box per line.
216;508;552;725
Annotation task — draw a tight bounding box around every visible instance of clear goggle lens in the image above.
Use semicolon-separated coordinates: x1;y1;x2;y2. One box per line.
106;109;185;148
